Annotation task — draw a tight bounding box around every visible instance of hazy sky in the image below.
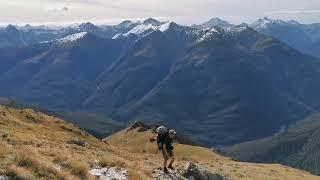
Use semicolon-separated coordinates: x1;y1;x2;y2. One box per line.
0;0;319;25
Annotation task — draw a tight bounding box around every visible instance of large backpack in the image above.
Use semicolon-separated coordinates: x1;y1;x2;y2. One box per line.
156;126;169;150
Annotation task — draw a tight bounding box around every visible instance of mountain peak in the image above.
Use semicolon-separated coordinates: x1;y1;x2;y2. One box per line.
118;20;136;27
195;18;234;29
157;21;179;32
262;16;273;21
143;18;161;25
5;24;18;31
78;22;98;31
251;17;286;29
288;20;300;25
208;17;229;23
23;24;33;29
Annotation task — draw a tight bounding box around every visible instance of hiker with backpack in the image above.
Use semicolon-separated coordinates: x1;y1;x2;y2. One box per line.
156;126;177;173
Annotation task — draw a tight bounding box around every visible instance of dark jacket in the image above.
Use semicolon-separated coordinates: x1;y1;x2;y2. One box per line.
164;136;174;151
157;132;174;151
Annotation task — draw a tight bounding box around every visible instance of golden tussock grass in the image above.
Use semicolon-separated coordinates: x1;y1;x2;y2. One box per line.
98;156;126;168
128;162;152;180
52;151;90;178
0;141;10;158
5;164;34;180
13;148;79;179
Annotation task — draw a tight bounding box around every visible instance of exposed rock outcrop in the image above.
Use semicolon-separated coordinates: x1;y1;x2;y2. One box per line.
89;166;128;180
183;162;229;180
153;169;186;180
152;162;230;180
0;176;9;180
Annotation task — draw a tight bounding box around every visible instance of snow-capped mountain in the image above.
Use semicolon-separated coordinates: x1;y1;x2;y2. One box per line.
113;20;194;40
192;18;235;29
1;17;320;57
78;22;100;33
250;17;320;57
250;17;297;30
143;18;162;26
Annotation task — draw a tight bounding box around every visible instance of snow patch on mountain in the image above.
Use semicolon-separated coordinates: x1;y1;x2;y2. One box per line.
226;25;250;35
112;33;122;39
250;17;287;30
123;24;157;36
56;32;88;43
158;22;172;32
41;32;88;44
196;28;219;42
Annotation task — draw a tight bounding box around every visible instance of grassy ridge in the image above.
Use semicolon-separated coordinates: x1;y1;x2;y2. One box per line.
0;105;318;179
0;105;152;179
0;97;124;139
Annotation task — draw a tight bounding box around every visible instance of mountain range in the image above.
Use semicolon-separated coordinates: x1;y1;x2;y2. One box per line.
2;17;320;57
250;17;320;58
1;18;320;147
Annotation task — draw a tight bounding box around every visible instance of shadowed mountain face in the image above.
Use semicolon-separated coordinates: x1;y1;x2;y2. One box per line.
223;112;320;175
0;33;126;109
0;25;26;47
83;24;196;114
93;27;320;145
1;22;320;146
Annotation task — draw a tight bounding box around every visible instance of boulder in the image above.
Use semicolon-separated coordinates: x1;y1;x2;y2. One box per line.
183;162;229;180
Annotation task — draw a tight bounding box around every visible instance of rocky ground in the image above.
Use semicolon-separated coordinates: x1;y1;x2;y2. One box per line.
90;161;229;180
0;176;8;180
89;166;129;180
152;161;229;180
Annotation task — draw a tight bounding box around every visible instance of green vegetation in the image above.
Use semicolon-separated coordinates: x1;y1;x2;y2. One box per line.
223;112;320;175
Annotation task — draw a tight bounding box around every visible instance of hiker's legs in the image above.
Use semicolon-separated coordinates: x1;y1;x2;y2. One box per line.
168;150;174;169
169;155;175;166
163;159;168;171
162;149;169;171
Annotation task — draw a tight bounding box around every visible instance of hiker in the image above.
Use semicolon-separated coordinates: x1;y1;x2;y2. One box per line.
156;126;177;173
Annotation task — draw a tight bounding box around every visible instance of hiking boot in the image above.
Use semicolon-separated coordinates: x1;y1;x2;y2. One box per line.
163;167;169;173
168;164;174;170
